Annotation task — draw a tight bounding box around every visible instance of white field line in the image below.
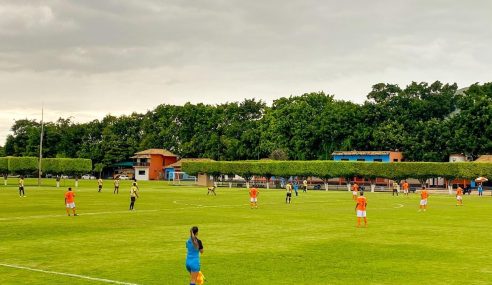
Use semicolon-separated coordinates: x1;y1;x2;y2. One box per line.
171;199;347;208
1;199;395;221
0;210;159;222
0;263;140;285
393;203;404;208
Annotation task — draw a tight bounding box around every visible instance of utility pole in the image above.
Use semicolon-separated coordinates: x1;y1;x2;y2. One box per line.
38;105;44;186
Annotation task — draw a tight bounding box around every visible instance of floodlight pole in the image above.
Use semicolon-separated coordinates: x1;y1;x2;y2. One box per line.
38;105;44;186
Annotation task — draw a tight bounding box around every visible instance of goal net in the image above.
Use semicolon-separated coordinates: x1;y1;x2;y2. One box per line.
169;171;197;186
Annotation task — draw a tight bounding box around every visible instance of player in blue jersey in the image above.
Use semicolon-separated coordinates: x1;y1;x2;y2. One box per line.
186;226;204;285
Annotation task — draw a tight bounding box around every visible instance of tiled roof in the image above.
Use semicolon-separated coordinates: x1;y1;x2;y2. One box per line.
475;155;492;162
332;151;398;156
133;149;177;157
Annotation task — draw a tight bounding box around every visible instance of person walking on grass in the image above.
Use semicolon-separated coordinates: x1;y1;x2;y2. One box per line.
129;182;139;210
114;177;120;194
293;181;299;197
456;185;464;206
355;191;367;227
392;181;399;196
65;187;78;216
18;176;26;197
286;182;293;204
478;183;483;196
303;179;308;192
97;178;103;192
249;187;259;208
352;182;359;201
402;180;409;196
419;186;429;212
186;226;204;285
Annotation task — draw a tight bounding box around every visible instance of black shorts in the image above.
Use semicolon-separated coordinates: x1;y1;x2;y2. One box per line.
286;192;292;197
131;197;136;202
99;185;102;189
19;187;24;191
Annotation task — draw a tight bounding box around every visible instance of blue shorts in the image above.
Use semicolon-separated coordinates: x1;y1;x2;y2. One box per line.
186;259;200;272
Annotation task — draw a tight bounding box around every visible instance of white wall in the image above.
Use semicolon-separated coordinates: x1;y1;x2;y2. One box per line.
449;155;466;162
134;168;149;181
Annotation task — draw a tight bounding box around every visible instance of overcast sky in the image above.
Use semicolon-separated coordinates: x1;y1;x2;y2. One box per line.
1;0;491;144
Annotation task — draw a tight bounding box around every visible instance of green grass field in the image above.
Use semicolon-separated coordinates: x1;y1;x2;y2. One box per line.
1;178;491;284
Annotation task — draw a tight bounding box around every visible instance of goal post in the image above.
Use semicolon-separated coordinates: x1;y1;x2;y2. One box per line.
169;171;197;186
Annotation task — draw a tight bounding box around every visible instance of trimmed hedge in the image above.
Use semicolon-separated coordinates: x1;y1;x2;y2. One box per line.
8;157;38;175
0;157;92;176
41;158;92;175
183;160;492;181
0;157;8;174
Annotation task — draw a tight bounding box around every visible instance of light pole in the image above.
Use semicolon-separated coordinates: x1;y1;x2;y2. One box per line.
38;105;44;186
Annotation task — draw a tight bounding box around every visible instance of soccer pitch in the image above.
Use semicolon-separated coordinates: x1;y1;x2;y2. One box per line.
1;179;491;285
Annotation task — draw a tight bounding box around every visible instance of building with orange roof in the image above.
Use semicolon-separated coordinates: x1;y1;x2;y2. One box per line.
132;149;178;181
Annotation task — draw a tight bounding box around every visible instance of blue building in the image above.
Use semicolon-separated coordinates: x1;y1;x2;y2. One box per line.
332;151;403;162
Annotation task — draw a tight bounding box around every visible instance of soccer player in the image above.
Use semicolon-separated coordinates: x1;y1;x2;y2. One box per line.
352;182;359;201
303;179;308;192
419;186;429;211
478;183;483;197
64;187;77;216
355;192;367;227
402;180;409;196
207;186;217;196
97;178;103;192
129;182;139;210
18;176;26;197
114;177;120;194
249;187;259;208
132;179;140;190
456;185;464;206
392;181;399;196
286;182;293;204
293;181;299;197
186;226;204;285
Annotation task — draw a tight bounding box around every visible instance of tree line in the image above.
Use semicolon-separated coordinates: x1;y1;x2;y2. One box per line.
3;81;492;165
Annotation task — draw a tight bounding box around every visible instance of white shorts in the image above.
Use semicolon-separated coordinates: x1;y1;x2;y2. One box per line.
250;198;257;202
457;196;462;201
66;202;75;208
403;189;408;193
420;199;427;206
356;210;366;217
352;191;357;196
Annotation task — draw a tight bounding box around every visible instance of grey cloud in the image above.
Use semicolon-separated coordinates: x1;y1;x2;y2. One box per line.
0;0;492;144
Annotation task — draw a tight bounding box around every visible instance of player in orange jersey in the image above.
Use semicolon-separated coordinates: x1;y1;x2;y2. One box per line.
402;180;410;196
352;182;359;200
419;186;429;211
249;187;259;209
64;187;78;216
355;192;367;227
456;185;463;206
